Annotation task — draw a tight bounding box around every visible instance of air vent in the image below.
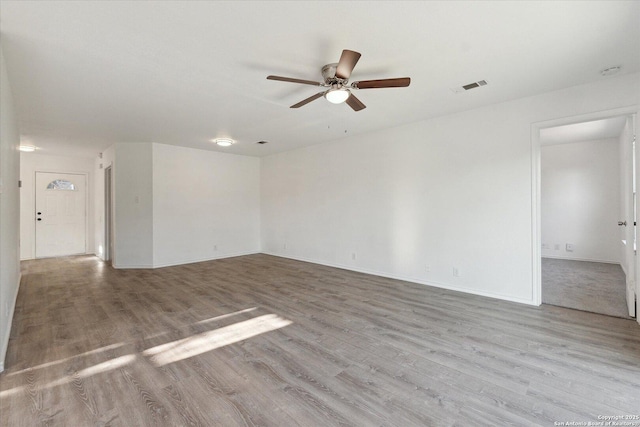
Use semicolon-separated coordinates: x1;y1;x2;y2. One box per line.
600;66;621;76
257;140;269;144
451;80;488;94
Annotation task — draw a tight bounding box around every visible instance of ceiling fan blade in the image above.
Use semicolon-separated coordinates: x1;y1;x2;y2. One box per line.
290;92;324;108
335;49;361;80
345;92;366;111
352;77;411;89
267;75;321;86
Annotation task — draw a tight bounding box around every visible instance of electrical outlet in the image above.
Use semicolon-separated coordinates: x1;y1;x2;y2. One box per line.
426;265;431;273
566;243;574;252
351;252;357;260
214;245;218;251
283;243;287;250
453;267;460;277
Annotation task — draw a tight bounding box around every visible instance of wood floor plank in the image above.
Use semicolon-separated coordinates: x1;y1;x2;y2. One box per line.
2;254;640;426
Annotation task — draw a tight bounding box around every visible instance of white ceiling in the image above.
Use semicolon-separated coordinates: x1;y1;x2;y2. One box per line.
1;1;639;158
540;116;628;146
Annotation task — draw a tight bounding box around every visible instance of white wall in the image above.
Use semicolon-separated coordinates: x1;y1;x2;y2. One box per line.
19;153;95;260
94;143;260;268
261;72;640;305
113;143;154;268
541;139;620;263
0;48;21;371
94;145;115;261
152;143;260;267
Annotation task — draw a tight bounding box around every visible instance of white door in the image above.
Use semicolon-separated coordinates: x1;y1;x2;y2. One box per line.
620;115;637;317
35;172;87;258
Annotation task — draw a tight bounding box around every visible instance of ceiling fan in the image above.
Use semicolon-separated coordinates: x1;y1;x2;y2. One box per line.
266;49;411;112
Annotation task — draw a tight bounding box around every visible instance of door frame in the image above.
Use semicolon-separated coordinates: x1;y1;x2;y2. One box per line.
531;106;639;315
34;170;89;258
104;165;113;264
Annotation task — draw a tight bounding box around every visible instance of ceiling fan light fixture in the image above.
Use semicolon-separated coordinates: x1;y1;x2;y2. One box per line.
325;88;350;104
213;138;235;147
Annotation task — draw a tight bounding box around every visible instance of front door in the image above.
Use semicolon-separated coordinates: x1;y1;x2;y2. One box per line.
35;172;87;258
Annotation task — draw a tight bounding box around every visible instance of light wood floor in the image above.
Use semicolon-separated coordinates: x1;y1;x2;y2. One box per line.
542;258;630;319
2;254;640;426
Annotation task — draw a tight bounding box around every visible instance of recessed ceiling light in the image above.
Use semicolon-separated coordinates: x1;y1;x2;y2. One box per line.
213;138;235;147
600;66;621;76
19;145;36;152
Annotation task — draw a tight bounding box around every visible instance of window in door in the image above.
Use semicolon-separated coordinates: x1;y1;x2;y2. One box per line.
46;179;76;191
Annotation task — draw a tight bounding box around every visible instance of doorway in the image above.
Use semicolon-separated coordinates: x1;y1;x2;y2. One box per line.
533;111;637;319
35;171;87;258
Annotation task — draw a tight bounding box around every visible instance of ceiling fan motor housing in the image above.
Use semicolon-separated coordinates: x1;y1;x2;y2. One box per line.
322;63;346;85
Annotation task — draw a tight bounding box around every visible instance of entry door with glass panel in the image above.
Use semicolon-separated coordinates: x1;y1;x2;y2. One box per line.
35;172;87;258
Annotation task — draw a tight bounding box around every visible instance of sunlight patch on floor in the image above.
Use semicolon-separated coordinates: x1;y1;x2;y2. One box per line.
143;314;292;366
6;342;126;377
1;310;287;399
44;354;137;389
194;307;257;325
0;386;24;398
0;354;136;397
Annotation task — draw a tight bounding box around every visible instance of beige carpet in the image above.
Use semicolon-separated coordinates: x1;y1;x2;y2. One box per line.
542;258;631;319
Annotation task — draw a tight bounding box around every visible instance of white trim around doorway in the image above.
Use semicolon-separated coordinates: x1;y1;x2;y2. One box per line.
530;105;639;310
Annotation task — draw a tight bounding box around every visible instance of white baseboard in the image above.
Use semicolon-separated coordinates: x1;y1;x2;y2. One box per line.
262;252;537;306
112;263;155;269
113;250;261;269
21;251;96;262
0;273;21;373
152;250;261;269
541;255;620;264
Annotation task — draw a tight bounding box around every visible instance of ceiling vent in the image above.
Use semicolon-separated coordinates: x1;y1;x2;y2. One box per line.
600;66;621;76
451;80;488;94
